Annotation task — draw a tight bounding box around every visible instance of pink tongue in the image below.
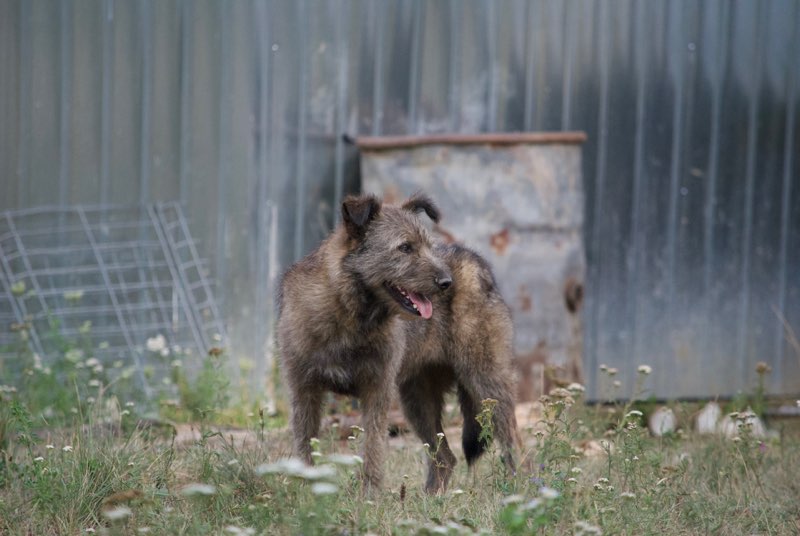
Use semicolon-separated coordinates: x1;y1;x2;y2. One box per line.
407;291;433;319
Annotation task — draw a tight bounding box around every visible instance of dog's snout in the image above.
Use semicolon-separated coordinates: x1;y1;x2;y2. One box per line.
436;275;452;290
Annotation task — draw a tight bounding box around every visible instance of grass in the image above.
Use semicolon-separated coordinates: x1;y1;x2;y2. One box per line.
2;333;800;534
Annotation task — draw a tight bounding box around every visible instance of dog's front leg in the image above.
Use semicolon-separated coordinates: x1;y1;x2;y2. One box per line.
359;385;390;491
289;387;324;465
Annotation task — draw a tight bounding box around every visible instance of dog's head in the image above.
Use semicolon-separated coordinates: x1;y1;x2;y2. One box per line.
341;192;452;320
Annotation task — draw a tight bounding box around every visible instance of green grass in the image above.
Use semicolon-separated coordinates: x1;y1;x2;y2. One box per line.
2;324;799;534
2;380;799;535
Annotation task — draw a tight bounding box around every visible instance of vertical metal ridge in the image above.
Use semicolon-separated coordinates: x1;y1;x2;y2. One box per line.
138;0;152;205
561;1;574;130
665;0;687;331
523;0;535;131
178;0;192;204
702;0;729;293
736;0;765;386
59;0;73;208
370;0;385;136
333;0;350;223
448;0;461;132
100;0;114;205
588;0;611;397
217;0;231;301
254;0;273;381
408;0;423;134
17;0;31;206
486;0;497;131
293;0;309;260
627;0;648;378
774;0;799;391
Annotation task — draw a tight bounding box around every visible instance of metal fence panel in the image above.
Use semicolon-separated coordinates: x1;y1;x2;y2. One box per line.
0;0;798;399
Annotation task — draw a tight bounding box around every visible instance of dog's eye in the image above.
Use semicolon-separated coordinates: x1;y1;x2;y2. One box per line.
397;242;413;254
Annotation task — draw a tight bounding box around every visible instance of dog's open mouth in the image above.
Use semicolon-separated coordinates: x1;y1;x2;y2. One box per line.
384;282;433;319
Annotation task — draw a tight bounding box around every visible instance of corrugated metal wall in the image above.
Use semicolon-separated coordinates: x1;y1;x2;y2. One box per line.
1;0;798;399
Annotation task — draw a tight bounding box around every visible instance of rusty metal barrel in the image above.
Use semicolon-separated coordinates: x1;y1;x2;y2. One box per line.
357;132;587;401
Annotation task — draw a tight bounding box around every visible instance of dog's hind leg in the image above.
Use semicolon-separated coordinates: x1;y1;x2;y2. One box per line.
399;372;457;494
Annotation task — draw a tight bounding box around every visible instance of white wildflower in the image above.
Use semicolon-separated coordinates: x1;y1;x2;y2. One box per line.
574;520;603;535
46;444;54;450
311;482;338;495
637;365;652;375
88;379;101;388
620;491;636;500
33;456;44;462
571;467;582;474
326;454;362;466
567;382;585;393
539;486;560;500
180;483;217;496
255;458;307;476
522;498;542;511
62;445;73;452
501;494;525;506
145;334;166;353
102;506;132;521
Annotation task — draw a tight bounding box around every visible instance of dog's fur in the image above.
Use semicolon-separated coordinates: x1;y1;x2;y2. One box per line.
277;193;452;489
397;243;521;493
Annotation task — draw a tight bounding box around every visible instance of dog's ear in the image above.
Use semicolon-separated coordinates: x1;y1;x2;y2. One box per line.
401;192;440;223
342;194;381;239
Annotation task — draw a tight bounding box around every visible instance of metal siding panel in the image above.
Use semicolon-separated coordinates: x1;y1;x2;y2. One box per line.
0;1;21;210
775;2;800;393
70;0;103;204
2;0;799;399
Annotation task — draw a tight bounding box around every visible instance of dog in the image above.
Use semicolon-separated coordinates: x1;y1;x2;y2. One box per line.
277;192;452;490
397;243;521;494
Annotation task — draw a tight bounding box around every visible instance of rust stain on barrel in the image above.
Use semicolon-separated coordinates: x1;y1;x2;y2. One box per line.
490;228;510;255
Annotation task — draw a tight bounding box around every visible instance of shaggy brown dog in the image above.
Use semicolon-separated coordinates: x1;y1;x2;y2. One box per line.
277;193;452;490
397;243;520;494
